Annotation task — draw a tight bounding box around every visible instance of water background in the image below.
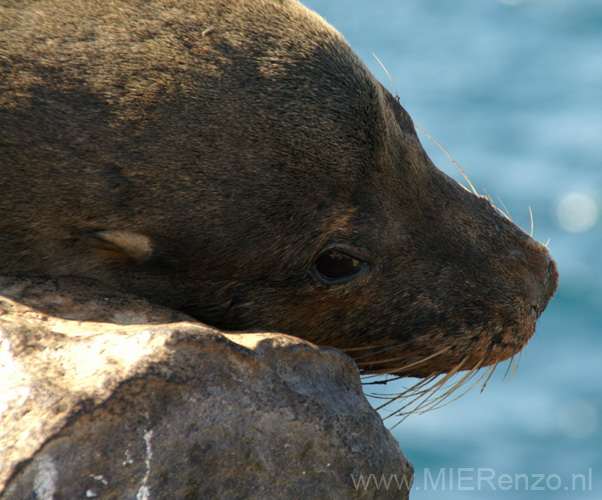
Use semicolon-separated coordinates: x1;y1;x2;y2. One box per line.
302;1;602;498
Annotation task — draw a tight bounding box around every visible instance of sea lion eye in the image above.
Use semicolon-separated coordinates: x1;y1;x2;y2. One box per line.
313;248;368;282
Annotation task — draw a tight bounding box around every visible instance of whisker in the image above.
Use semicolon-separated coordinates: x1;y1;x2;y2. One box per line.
479;357;500;393
369;340;512;428
375;353;475;416
529;206;534;237
372;53;400;102
483;188;497;209
341;334;431;355
373;375;436;407
514;350;523;375
414;356;486;408
341;344;404;361
401;355;474;416
362;374;404;386
377;376;440;415
483;189;496;207
371;54;479;205
414;125;478;196
497;196;514;222
353;342;446;367
398;361;494;421
359;345;453;375
360;335;527;428
484;190;512;222
343;336;429;362
502;357;514;382
340;342;397;353
501;349;522;383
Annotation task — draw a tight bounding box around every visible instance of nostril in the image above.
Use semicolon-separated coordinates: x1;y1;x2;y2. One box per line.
547;259;558;286
507;243;558;320
531;304;540;321
531;255;558;318
544;256;559;297
519;249;558;322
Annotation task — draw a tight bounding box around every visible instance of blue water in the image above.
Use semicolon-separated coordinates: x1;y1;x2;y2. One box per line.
302;1;602;498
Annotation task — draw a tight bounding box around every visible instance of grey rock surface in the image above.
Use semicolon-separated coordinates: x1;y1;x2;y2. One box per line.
0;275;412;499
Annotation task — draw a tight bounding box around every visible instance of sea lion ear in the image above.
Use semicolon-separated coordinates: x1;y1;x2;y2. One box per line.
82;230;153;261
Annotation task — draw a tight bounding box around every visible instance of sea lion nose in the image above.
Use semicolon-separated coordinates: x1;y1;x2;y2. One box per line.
543;256;559;302
504;245;558;319
531;254;559;319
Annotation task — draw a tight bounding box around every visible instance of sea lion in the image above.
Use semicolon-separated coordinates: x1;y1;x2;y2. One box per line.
0;0;557;377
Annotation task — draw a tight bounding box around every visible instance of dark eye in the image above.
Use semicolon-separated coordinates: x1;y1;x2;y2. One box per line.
313;249;368;282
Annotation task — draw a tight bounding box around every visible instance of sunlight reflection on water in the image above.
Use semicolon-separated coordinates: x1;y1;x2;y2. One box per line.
555;191;599;233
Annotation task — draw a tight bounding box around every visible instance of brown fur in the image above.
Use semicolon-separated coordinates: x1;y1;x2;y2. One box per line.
0;0;557;377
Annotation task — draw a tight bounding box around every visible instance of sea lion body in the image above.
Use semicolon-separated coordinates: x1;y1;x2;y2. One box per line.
0;0;557;376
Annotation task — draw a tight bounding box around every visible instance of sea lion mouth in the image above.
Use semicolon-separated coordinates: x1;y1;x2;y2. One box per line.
346;334;526;424
345;328;529;377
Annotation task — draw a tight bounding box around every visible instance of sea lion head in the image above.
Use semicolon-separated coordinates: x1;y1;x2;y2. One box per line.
0;0;558;377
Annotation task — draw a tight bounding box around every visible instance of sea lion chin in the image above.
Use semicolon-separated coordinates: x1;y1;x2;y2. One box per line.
0;0;558;378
